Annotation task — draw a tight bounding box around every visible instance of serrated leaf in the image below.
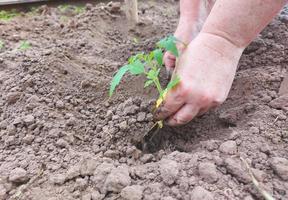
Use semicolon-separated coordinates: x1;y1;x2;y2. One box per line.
129;60;145;75
166;76;180;91
147;69;157;80
157;36;179;57
153;49;163;66
144;80;153;88
109;65;129;97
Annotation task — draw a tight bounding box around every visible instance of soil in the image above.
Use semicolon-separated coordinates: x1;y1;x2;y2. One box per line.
0;1;288;200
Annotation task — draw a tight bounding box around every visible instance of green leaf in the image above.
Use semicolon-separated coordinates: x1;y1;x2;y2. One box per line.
147;69;157;80
144;80;154;88
153;49;163;66
157;36;179;57
166;76;180;91
129;53;145;64
129;60;145;75
109;65;129;97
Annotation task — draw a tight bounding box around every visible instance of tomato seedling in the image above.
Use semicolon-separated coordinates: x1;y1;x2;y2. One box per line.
110;36;185;125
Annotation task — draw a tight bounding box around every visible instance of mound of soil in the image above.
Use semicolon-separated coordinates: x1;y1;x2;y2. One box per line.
0;1;287;200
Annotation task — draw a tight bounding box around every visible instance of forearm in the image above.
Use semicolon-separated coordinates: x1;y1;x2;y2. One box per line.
179;0;202;20
201;0;287;48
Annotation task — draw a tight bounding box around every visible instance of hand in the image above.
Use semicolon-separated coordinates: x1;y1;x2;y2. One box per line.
163;17;197;73
155;33;244;126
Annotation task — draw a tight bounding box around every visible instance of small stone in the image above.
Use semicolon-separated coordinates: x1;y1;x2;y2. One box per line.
50;174;66;185
85;3;93;10
204;140;219;151
121;185;143;200
81;193;91;200
55;138;69;148
104;150;120;159
140;154;154;164
249;127;259;134
23;134;35;144
6;92;21;104
190;186;214;200
224;157;250;183
91;190;105;200
9;168;29;183
198;162;219;183
109;2;121;13
91;163;115;192
219;140;237;155
80;158;99;176
104;165;131;193
22;115;35;125
162;197;176;200
279;72;288;95
137;112;146;122
269;94;288;110
75;178;88;190
119;121;128;131
159;159;179;185
55;100;65;109
123;105;138;115
269;157;288;181
0;184;7;200
12;117;22;125
66;165;81;180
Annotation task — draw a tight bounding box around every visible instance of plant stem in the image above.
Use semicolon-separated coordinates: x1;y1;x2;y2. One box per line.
154;77;163;97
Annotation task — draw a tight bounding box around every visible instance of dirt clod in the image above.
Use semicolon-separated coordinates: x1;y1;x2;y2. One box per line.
9;168;29;184
159;159;179;186
269;157;288;181
219;140;237;155
198;162;219;183
121;185;144;200
190;186;214;200
104;165;131;193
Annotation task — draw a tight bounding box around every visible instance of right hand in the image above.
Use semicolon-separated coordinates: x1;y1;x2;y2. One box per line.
156;33;244;126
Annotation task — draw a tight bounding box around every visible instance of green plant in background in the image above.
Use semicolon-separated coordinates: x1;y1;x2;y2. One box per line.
58;4;85;15
74;6;85;14
27;6;40;17
18;40;31;50
0;40;4;50
0;10;20;21
110;36;186;118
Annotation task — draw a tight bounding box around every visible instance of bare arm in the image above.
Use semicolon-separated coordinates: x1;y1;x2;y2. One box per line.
202;0;287;48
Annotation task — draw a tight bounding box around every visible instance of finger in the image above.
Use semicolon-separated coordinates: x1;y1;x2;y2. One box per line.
166;104;200;126
198;100;219;116
163;52;176;72
154;88;185;121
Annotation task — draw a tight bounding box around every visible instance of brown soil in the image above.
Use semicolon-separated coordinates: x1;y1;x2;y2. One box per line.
0;1;288;200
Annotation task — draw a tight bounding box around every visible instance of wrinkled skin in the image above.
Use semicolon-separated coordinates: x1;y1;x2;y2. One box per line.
156;0;287;126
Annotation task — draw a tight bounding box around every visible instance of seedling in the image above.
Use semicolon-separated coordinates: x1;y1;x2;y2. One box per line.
18;40;31;50
110;36;186;128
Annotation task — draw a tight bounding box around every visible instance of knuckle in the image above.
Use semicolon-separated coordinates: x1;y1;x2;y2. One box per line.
174;86;190;101
199;91;226;105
